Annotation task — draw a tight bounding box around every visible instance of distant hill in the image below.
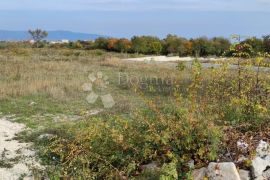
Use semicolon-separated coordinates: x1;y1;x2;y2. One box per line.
0;30;106;41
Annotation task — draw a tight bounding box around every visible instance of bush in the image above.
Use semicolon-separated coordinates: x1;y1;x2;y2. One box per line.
39;99;220;179
205;57;270;129
31;58;269;179
164;35;188;56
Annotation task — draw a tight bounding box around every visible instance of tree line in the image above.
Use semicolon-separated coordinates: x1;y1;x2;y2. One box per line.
23;29;270;57
74;35;232;57
57;35;270;57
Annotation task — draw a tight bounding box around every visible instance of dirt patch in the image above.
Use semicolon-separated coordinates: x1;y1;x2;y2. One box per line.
0;116;43;179
123;56;227;62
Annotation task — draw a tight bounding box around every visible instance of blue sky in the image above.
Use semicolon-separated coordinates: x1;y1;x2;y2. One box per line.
0;0;270;38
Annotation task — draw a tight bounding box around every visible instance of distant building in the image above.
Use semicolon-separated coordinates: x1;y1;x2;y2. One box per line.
49;41;57;44
49;39;70;44
29;40;35;44
61;39;69;43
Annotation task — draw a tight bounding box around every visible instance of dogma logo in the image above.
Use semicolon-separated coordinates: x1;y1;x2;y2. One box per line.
82;71;115;109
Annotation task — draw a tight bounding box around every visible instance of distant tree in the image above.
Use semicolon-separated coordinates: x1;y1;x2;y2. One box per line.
191;37;212;57
28;29;48;48
242;37;264;54
94;37;109;50
164;35;187;56
149;41;163;55
72;41;83;49
131;36;163;55
107;38;118;51
184;41;193;56
131;36;148;54
226;43;253;58
263;35;270;53
78;40;94;50
211;37;231;56
114;38;132;53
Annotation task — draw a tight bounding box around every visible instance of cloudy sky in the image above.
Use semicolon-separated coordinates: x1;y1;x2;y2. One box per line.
0;0;269;38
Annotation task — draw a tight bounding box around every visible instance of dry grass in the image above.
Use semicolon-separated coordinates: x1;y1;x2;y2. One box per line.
0;48;180;102
1;47;270;179
0;56;90;100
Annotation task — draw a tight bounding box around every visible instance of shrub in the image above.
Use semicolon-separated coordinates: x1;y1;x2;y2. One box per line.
205;57;270;129
164;35;188;56
39;99;220;179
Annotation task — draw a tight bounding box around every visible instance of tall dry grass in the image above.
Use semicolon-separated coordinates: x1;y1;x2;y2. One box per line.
0;55;93;101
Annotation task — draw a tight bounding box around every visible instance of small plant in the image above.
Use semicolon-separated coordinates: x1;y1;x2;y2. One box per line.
176;62;186;71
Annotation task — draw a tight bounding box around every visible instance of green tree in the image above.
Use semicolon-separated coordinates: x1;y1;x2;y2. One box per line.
149;41;163;55
191;37;213;57
28;29;48;48
131;36;163;54
243;37;264;55
131;36;149;54
114;38;132;53
211;37;231;56
94;37;109;50
263;35;270;53
164;35;187;56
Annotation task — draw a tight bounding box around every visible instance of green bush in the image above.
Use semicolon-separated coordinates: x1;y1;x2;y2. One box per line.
28;58;269;179
39;100;220;179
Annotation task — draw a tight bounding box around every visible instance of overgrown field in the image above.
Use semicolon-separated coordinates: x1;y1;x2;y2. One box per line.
0;47;269;179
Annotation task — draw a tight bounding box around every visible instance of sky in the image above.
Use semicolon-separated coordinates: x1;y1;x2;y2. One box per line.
0;0;269;38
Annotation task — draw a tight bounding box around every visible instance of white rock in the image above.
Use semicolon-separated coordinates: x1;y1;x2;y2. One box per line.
38;134;55;140
141;162;159;171
68;115;82;121
187;159;195;169
207;162;241;180
237;140;249;151
252;157;270;178
256;140;270;158
239;170;250;180
237;155;248;163
29;101;37;106
192;167;207;180
255;176;266;180
262;169;270;179
265;155;270;162
85;109;103;116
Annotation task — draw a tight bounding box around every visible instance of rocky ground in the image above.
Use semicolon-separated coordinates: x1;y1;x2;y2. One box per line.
0;109;103;180
191;140;270;180
1;112;269;180
0;116;43;180
139;140;270;180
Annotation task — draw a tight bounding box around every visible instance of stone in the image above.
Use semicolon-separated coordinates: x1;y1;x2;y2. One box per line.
68;115;82;121
237;140;249;151
53;114;82;122
141;162;159;171
38;134;55;140
239;170;251;180
29;101;37;106
252;157;270;178
265;155;270;162
187;159;195;169
237;155;248;163
192;167;207;180
207;162;241;180
255;176;266;180
85;109;103;116
262;168;270;179
256;140;270;158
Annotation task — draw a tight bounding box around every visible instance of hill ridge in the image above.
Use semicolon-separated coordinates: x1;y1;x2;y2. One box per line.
0;30;106;41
